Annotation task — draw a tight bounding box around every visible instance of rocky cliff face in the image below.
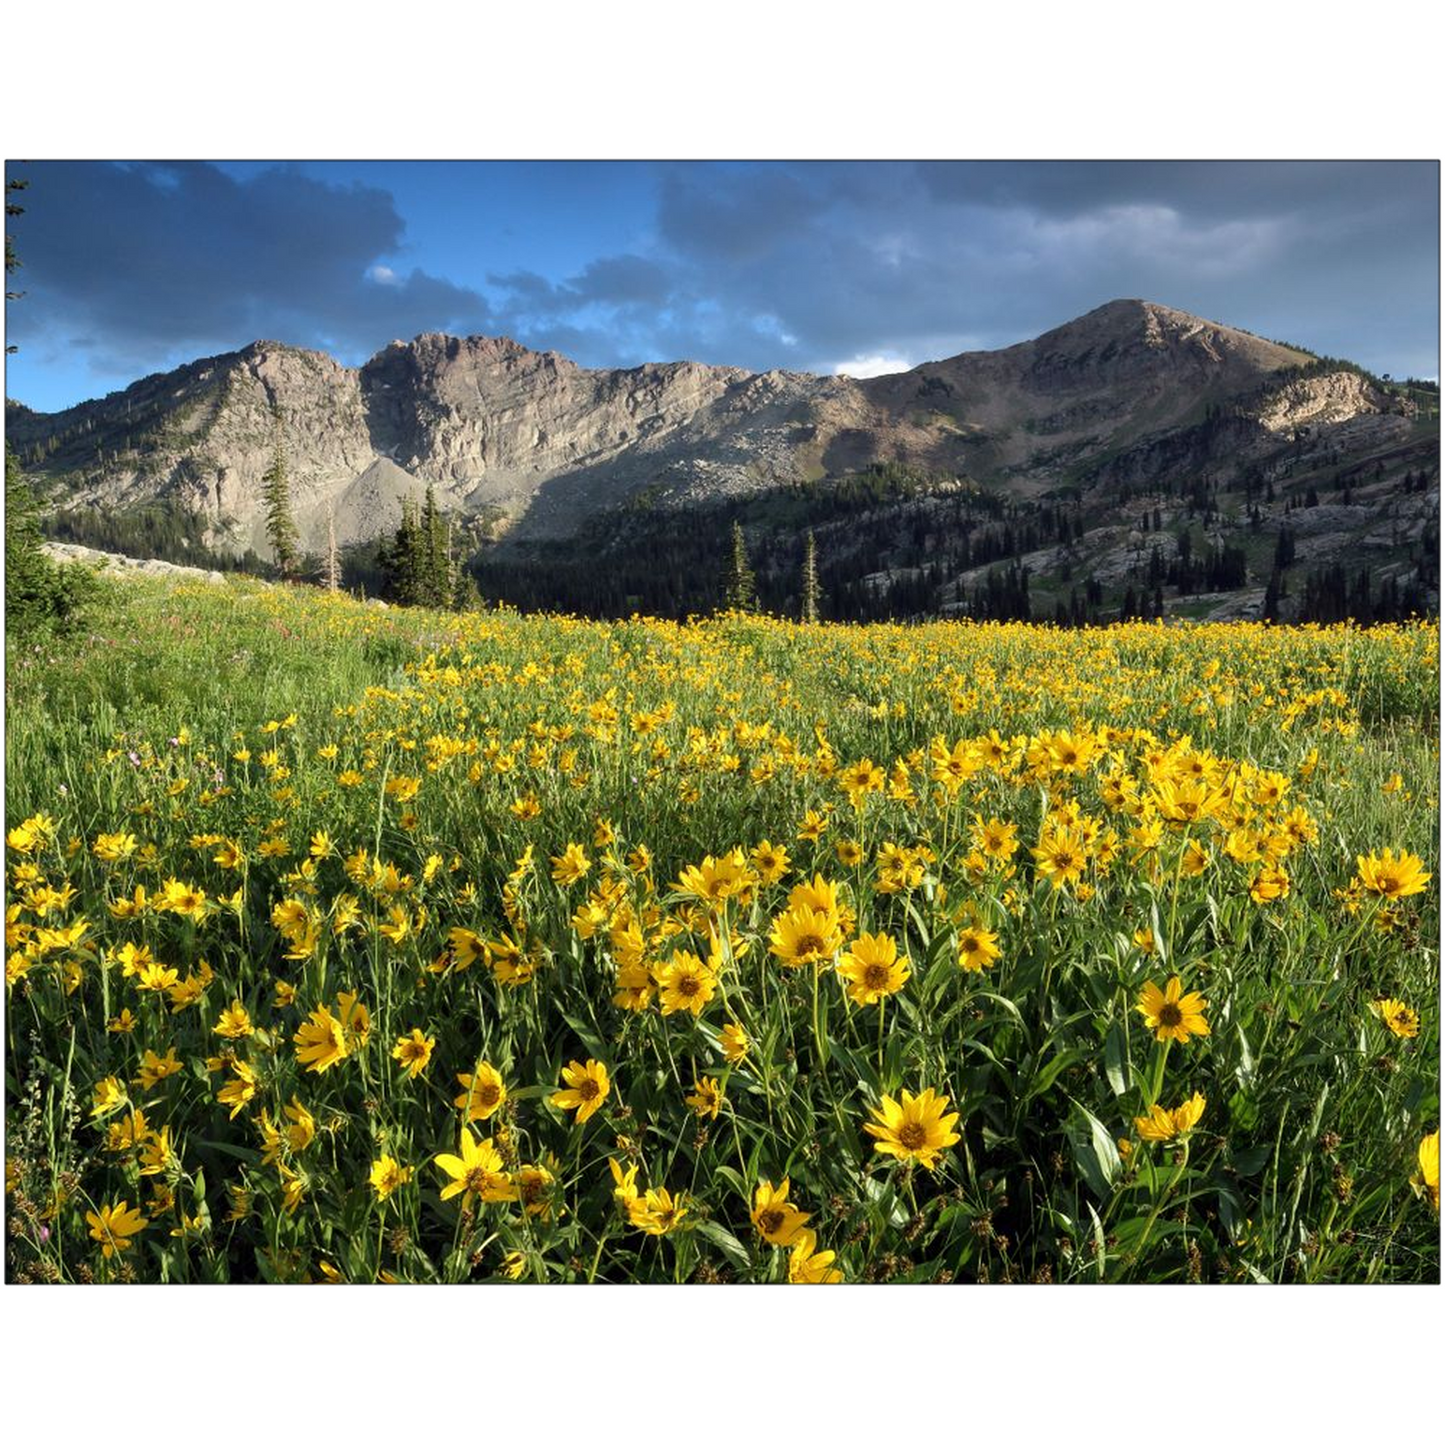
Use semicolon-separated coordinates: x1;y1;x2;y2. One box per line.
9;299;1408;557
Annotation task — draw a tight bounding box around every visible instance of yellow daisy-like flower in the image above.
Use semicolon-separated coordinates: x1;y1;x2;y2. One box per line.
552;1058;610;1124
653;950;718;1016
796;809;829;842
768;904;843;969
93;831;138;864
137;1126;174;1177
514;1163;557;1218
293;1005;349;1073
135;959;180;994
90;1076;127;1117
685;1076;723;1120
788;1229;843;1283
370;1155;413;1201
1415;1131;1439;1210
836;931;909;1007
864;1087;960;1171
86;1199;147;1258
550;843;591;886
211;999;254;1039
608;1156;640;1207
956;924;1001;973
718;1022;750;1064
1135;976;1210;1044
1180;839;1212;877
284;1097;316;1152
1134;1091;1206;1143
751;1177;811;1247
454;1063;508;1121
1355;848;1430;901
217;1059;258;1118
1032;825;1089;890
627;1186;688;1235
674;850;751;906
1372;998;1420;1040
391;1028;436;1079
134;1048;182;1091
1249;864;1290;905
434;1131;516;1203
973;815;1019;861
750;840;790;885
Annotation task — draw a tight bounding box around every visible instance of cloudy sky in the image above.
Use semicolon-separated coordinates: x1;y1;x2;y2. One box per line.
3;159;1438;413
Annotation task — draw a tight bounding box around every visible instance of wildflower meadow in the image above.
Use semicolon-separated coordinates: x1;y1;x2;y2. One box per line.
4;575;1438;1282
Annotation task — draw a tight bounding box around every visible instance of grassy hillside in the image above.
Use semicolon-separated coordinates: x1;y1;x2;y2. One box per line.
5;577;1438;1282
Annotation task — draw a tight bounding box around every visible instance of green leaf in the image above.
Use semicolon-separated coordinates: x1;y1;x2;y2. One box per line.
862;1173;909;1227
559;1011;608;1061
1234;1022;1257;1089
692;1220;752;1272
1024;1045;1086;1103
1104;1020;1131;1097
1228;1089;1260;1132
1229;1144;1272;1178
1085;1201;1108;1280
712;1164;748;1197
1066;1097;1121;1200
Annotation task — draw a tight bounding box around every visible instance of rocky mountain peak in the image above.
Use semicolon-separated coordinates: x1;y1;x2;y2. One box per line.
11;301;1414;566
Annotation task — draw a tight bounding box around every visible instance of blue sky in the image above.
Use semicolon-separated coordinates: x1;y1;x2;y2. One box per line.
4;159;1438;414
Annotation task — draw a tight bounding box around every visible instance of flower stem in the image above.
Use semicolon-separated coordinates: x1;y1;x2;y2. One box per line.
1149;1038;1172;1108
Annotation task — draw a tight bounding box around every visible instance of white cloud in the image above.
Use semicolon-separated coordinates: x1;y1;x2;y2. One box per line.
366;263;400;286
831;353;913;379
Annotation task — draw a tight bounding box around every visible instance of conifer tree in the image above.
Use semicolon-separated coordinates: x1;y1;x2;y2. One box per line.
420;485;446;607
801;529;821;623
724;520;757;612
393;495;424;605
261;428;300;580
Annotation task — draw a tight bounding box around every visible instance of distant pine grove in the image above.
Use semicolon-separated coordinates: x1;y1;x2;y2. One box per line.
38;456;1438;628
472;459;1438;627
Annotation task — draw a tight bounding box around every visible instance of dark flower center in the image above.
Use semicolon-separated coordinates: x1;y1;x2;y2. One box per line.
863;964;890;989
677;975;701;996
1158;1003;1183;1029
760;1208;785;1236
898;1122;927;1151
577;1079;599;1101
476;1083;500;1108
797;934;825;957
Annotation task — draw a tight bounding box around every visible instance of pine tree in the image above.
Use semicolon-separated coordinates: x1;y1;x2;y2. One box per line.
261;428;300;580
723;520;757;612
420;485;446;607
7;175;28;354
385;495;424;605
801;529;821;623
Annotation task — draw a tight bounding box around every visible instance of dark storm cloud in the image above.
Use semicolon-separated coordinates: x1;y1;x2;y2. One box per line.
654;166;832;262
916;160;1435;226
7;159;1437;411
488;254;675;316
622;161;1439;378
6;161;493;381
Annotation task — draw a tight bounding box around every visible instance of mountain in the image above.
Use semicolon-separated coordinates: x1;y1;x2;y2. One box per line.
7;300;1437;621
